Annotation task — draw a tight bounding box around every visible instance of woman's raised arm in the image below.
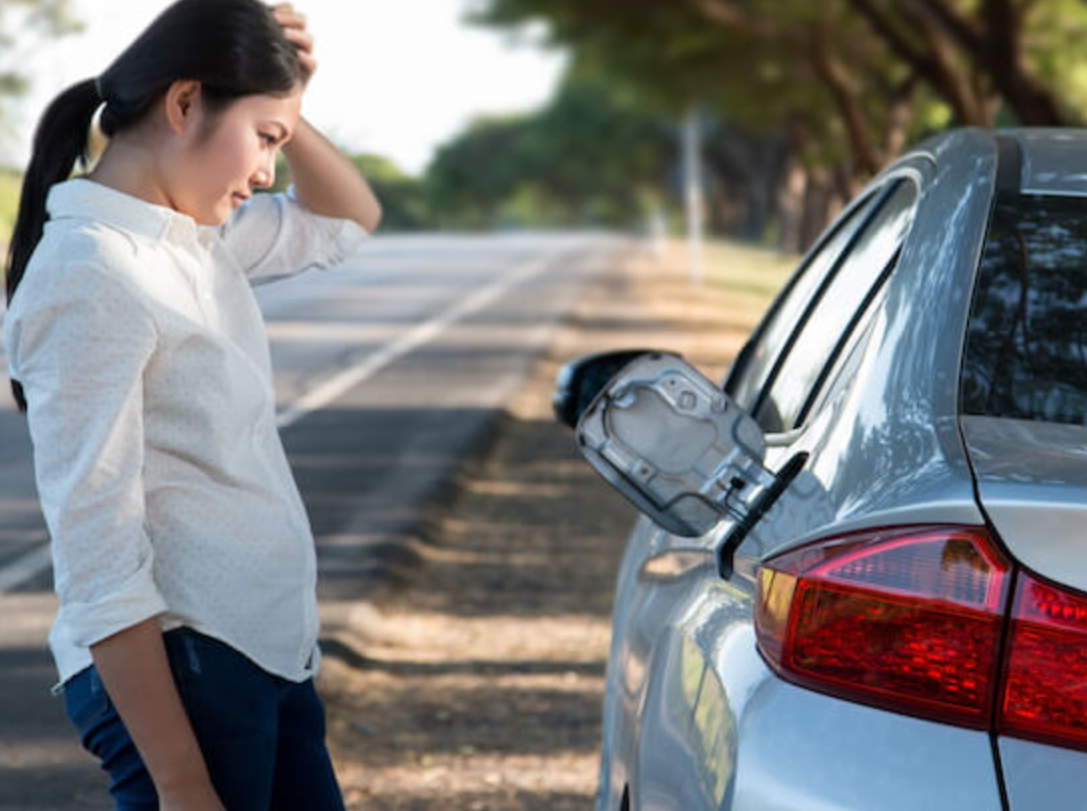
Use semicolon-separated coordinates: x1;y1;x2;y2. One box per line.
282;116;382;233
273;3;382;233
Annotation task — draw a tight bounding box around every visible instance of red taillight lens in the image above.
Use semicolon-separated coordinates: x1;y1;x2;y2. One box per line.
755;526;1011;727
1000;573;1087;749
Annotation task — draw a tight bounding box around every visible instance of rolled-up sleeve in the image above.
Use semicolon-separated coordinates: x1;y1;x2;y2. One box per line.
7;263;167;647
218;187;370;285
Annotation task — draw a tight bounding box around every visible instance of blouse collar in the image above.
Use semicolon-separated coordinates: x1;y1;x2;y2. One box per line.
46;178;217;248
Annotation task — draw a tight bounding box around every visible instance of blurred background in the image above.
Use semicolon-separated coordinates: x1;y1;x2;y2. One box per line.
4;0;1087;250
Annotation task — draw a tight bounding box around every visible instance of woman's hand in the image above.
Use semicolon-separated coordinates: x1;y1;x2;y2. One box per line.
269;2;383;232
271;3;316;80
90;620;227;811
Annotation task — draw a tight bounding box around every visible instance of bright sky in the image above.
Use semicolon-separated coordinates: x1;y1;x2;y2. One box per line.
9;0;566;176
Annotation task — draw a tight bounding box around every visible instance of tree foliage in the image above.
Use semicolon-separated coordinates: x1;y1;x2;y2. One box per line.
347;153;430;232
469;0;1086;184
425;74;672;228
268;151;429;232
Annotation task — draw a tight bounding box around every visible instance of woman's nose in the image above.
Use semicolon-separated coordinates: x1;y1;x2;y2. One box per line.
252;154;276;189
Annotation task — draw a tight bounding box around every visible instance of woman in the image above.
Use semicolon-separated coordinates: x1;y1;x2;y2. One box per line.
3;1;380;808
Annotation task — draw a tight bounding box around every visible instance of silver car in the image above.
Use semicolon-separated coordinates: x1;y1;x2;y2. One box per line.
554;128;1087;810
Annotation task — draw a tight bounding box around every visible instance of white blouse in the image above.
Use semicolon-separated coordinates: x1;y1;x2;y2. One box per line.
3;178;369;689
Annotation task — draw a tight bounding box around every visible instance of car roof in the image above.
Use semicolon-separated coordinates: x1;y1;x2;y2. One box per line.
905;128;1087;198
999;128;1087;196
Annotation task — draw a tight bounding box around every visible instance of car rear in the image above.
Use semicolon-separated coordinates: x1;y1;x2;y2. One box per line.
957;132;1087;808
597;129;1087;811
598;130;1008;811
745;130;1087;809
743;130;1087;809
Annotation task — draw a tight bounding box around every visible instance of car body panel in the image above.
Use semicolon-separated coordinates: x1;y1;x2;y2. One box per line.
1014;128;1087;196
594;127;1087;811
999;737;1087;808
740;131;993;564
962;416;1087;591
963;414;1087;803
631;583;1004;811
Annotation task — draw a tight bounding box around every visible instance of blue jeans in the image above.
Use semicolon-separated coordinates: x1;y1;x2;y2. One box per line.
62;627;346;811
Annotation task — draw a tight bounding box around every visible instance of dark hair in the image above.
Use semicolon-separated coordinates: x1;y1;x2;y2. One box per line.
5;0;305;411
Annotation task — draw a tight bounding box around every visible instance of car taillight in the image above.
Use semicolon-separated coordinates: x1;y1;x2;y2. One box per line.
755;526;1011;728
1000;572;1087;749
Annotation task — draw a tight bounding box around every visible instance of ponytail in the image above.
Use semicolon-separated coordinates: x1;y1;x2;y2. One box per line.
6;79;99;306
5;78;100;411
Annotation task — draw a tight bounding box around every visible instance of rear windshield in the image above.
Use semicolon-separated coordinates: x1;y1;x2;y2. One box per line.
961;192;1087;426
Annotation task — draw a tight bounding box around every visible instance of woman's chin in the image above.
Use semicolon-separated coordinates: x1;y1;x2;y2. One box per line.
196;202;233;227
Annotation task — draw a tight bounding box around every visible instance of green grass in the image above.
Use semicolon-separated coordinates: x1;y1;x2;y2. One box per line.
704;238;797;301
0;170;20;271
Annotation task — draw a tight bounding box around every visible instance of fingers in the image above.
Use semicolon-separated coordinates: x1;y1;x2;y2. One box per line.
270;3;317;79
271;3;304;27
296;51;318;78
281;25;313;56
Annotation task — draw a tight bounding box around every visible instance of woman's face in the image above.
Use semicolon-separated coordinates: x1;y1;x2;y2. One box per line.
167;87;302;226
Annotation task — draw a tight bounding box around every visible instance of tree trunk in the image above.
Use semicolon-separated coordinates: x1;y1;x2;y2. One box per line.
907;0;1069;125
848;0;992;126
808;41;881;176
685;0;882;178
883;83;917;159
906;4;994;125
982;0;1068;124
777;161;808;253
799;167;839;252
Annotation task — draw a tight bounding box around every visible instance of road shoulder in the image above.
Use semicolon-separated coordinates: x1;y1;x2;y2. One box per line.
318;239;774;810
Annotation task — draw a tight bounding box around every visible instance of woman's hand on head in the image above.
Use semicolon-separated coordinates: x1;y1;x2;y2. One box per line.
271;3;316;80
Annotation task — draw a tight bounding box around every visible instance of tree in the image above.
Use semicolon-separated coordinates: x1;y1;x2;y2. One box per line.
268;152;430;232
346;154;430;232
425;74;672;229
469;0;943;246
471;0;1084;169
471;0;940;185
843;0;1072;126
424;114;531;228
470;0;1086;246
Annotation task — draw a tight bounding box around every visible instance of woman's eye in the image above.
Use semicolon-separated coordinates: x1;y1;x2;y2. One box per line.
260;133;277;146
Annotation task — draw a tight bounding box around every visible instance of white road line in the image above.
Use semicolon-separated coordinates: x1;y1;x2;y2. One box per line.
0;242;590;593
275;244;584;428
0;543;51;594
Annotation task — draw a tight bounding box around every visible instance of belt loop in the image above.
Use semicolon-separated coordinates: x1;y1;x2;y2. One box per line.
183;634;202;675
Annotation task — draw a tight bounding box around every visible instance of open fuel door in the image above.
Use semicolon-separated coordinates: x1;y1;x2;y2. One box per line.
574;353;806;564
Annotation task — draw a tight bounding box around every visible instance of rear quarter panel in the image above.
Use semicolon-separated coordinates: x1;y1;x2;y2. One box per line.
631;578;1005;811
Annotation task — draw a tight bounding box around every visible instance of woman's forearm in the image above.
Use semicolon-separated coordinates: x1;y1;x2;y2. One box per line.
282;117;382;233
90;618;223;807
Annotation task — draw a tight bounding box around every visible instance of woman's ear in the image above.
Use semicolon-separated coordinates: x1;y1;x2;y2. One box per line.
163;79;203;136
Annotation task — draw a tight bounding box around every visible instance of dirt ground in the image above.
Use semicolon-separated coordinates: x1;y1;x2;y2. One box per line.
317;238;790;810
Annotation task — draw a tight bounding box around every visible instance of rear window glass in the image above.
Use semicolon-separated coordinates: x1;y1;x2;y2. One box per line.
756;180;917;432
961;192;1087;426
726;191;880;412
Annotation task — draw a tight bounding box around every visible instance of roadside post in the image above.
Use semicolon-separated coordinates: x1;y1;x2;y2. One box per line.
683;107;704;284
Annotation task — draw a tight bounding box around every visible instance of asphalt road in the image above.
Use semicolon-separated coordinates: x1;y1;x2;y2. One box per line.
0;232;623;810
